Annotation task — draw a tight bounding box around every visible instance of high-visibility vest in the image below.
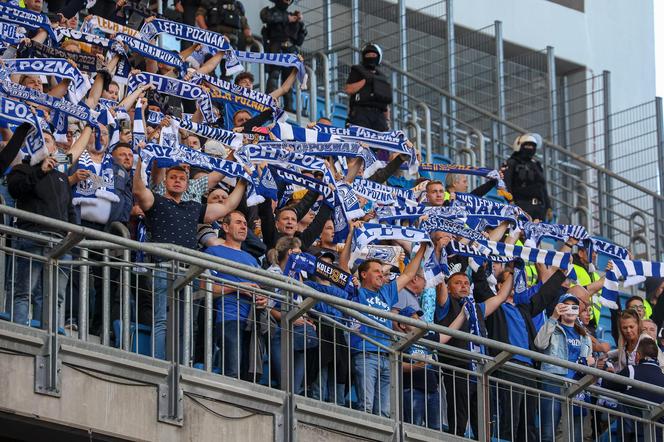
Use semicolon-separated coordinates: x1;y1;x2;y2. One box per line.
573;264;602;326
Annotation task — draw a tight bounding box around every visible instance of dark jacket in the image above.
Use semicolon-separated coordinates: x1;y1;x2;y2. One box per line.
0;122;31;176
503;154;550;209
7;160;76;233
475;270;566;361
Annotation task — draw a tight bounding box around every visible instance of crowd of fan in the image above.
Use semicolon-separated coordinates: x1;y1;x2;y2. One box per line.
0;1;663;441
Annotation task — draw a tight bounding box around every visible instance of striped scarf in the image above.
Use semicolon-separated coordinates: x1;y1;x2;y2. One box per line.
419;163;512;200
603;259;664;310
71;150;119;225
2;58;91;103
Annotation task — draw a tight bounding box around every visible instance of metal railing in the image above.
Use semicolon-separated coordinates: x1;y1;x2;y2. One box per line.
311;45;663;260
1;204;664;441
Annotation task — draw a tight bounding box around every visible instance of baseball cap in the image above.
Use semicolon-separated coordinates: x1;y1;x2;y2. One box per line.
558;293;580;305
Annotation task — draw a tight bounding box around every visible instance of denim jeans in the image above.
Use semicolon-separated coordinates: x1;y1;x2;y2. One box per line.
403;388;442;430
352;352;391;417
311;365;346;405
152;269;170;360
216;319;248;379
271;331;306;394
540;382;583;442
12;238;69;328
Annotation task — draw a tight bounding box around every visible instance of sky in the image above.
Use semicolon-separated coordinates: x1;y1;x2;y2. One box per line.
656;0;664;96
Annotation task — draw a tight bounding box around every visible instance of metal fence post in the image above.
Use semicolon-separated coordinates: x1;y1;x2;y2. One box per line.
602;70;614;241
281;291;295;442
351;0;360;65
78;248;89;342
655;96;664;260
35;257;61;397
102;248;111;346
445;0;456;150
398;0;408;112
494;20;506;132
476;365;490;442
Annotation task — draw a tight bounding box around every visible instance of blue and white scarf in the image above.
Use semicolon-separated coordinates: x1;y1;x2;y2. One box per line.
313;124;418;174
418;163;512;200
522;222;589;247
234;51;307;87
352;177;416;205
138;18;242;75
332;181;365;243
147;110;245;147
235;144;326;172
2;58;91;104
0;95;45;164
0;73;100;134
592;237;629;260
270;165;334;206
54;27;111;48
461;294;486;370
0;22;25;46
139;142;262;205
281;141;381;178
453;192;526;227
0;3;56;43
377;204;467;224
128;72;215;124
115;33;188;77
197;73;282;120
71;150;119;224
17;40;100;75
350;223;430;266
603;259;664;310
132;99;146;152
270;121;333;143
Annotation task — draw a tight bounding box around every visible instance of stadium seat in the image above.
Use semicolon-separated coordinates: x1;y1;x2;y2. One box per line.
112;320;152;356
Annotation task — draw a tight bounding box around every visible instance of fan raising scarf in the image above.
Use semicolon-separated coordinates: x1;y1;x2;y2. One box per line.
270;121;333;143
284;252;354;295
138;18;242;75
350;223;430;266
128;72;216;124
280;141;381;178
234;51;307;88
139;143;262;205
0;3;56;43
16;40;101;74
196;73;283;121
71;151;119;225
236;144;326;171
313;124;418;174
418;163;513;201
0;95;45;164
269;166;334;206
452;192;526;228
2;58;91;104
114;33;188;77
602;259;664;310
147;110;245;148
352;177;416;205
377;204;467;224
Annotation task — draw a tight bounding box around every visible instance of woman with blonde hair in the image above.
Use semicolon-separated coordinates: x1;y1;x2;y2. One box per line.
608;309;664;372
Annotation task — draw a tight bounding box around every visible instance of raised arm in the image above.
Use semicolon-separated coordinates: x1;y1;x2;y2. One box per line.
396;244;428;292
483;272;513;318
269;68;298;100
204;180;247;223
132;155;155;212
68;125;93;164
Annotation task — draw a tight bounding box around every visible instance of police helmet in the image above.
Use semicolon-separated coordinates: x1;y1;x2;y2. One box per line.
361;43;383;65
512;133;542;152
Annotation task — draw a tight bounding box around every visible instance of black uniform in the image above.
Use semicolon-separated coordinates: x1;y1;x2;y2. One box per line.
346;64;392;132
197;0;247;48
260;0;306;110
503;148;551;221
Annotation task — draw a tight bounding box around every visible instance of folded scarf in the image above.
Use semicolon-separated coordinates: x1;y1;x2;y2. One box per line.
81;15;142;38
3;58;91;103
234;51;307;87
350;223;430;266
0;3;56;43
419;163;513;200
115;33;188;77
17;40;101;74
235;143;326;172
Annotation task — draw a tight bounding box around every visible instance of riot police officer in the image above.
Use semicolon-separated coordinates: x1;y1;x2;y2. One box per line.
260;0;307;111
344;43;393;132
196;0;250;48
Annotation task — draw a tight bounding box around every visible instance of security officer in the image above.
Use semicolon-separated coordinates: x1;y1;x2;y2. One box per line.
503;133;552;222
344;43;392;132
260;0;307;111
196;0;250;48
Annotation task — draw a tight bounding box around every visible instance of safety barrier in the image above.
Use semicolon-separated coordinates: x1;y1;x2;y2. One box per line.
0;204;663;441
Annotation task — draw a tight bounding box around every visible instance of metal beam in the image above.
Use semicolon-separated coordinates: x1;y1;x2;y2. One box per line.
173;265;205;292
482;350;512;376
565;374;595;398
391;327;427;352
650;402;664;421
47;232;84;259
285;297;317;323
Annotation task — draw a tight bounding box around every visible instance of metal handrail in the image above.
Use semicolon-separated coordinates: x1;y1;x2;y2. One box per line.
321;45;664;202
1;203;664;400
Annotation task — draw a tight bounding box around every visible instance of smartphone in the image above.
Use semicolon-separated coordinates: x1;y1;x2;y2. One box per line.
569;305;580;312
